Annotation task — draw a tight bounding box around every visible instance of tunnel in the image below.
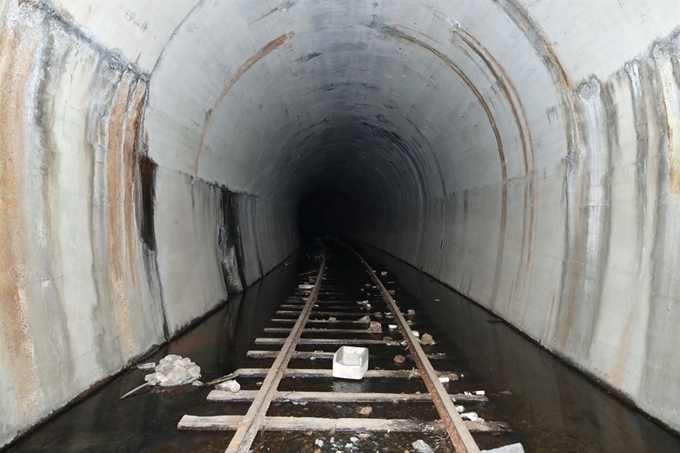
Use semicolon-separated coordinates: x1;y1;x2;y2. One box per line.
2;0;680;447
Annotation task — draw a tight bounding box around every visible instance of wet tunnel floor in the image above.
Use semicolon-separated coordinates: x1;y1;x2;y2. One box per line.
4;242;680;453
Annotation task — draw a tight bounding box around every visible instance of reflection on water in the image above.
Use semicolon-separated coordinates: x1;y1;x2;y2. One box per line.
358;244;680;453
6;244;680;453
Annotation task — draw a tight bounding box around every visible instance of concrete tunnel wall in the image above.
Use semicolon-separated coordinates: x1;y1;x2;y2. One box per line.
2;0;680;446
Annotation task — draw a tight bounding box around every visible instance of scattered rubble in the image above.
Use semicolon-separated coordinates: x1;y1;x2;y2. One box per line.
419;333;435;345
136;362;156;370
357;314;371;323
216;380;240;393
121;354;201;400
481;444;525;453
412;439;435;453
367;321;383;333
356;406;373;415
460;412;479;422
393;355;406;364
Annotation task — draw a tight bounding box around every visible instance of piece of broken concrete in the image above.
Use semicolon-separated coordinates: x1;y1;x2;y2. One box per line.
216;380;240;392
367;321;383;333
411;439;435;453
136;362;156;370
460;412;479;422
357;314;371;323
419;333;435;345
357;406;373;415
481;444;525;453
144;354;201;387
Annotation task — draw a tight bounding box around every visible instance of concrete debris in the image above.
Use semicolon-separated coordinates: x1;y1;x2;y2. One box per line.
411;439;435;453
460;412;479;422
438;375;450;383
406;309;416;316
380;271;388;276
357;315;371;323
481;444;525;453
456;405;465;412
367;321;383;333
383;336;393;341
412;330;420;338
475;390;486;396
419;333;435;345
136;362;156;370
328;317;337;322
357;406;373;415
314;439;324;447
393;355;406;364
144;354;201;387
216;380;241;392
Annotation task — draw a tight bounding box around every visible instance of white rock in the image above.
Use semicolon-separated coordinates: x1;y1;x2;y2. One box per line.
481;444;526;453
136;362;156;370
216;380;241;392
411;439;435;453
314;439;324;448
475;390;486;396
461;412;479;422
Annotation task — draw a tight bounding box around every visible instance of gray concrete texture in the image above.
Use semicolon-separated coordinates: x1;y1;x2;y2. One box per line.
1;0;680;447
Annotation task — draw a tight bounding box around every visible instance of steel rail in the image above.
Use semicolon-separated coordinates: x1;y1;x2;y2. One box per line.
344;241;481;453
223;245;327;453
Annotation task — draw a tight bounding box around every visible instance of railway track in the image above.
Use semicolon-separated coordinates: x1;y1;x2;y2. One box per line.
178;240;512;452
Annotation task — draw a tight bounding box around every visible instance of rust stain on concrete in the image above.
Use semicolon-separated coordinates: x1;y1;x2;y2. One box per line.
123;78;147;296
653;43;680;195
105;69;136;358
0;3;40;418
542;290;557;345
194;33;294;176
453;29;537;174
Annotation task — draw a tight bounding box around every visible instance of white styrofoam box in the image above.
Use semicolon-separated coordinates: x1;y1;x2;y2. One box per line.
333;346;369;380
